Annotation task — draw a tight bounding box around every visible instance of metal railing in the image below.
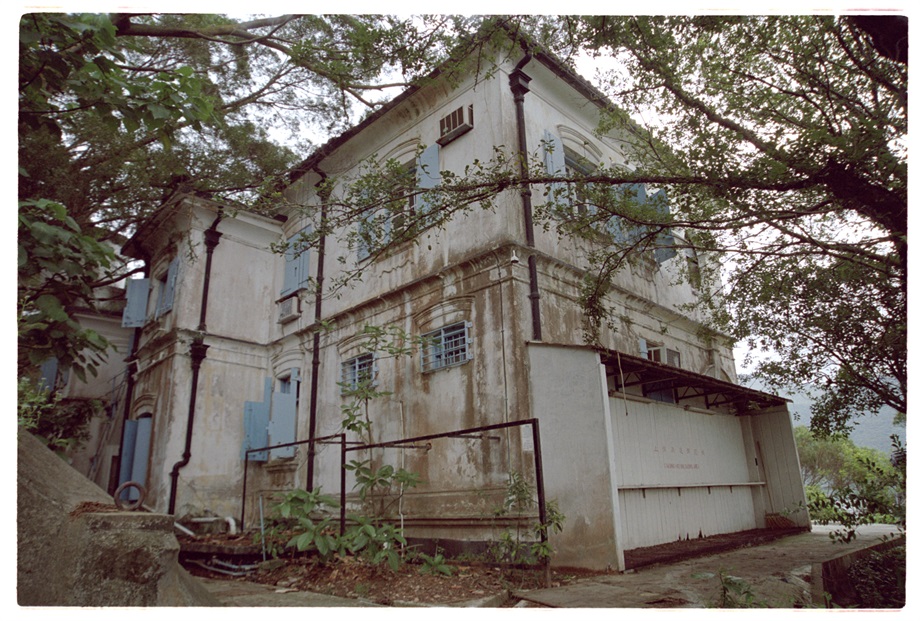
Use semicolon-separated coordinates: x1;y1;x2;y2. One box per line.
239;418;551;584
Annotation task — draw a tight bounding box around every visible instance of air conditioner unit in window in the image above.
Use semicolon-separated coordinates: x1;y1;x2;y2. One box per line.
437;105;473;146
278;296;300;323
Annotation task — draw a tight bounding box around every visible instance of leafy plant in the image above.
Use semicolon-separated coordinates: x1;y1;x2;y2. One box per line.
488;471;565;566
693;570;765;608
255;488;340;561
18;199;116;382
346;460;421;503
341;516;408;571
847;546;906;608
417;550;452;576
799;433;905;543
18;377;101;452
333;323;425;571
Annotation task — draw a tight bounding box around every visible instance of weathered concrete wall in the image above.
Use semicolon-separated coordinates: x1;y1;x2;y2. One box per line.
17;431;218;606
811;535;906;607
527;343;623;571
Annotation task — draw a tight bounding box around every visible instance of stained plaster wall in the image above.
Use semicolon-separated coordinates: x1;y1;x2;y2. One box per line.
120;49;779;551
240;52;741;536
127;200;285;517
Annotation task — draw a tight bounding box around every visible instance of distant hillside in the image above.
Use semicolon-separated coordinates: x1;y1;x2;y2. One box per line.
743;379;904;455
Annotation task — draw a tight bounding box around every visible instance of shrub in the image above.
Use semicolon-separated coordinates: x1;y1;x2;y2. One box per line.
847;546;906;608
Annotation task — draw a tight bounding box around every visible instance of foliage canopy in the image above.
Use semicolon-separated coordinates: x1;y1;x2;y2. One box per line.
18;14;907;440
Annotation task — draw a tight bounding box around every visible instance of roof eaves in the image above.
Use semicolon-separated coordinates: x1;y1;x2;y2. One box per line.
285;24;644;187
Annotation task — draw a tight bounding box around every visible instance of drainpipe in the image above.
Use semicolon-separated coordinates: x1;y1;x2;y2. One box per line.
167;211;222;514
509;53;543;341
306;170;329;492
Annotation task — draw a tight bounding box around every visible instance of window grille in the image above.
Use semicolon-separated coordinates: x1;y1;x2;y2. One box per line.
340;353;376;393
421;321;472;372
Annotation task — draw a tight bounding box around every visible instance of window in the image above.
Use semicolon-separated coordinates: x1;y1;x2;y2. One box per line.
119;413;153;500
340;353;376;393
686;247;702;289
421;321;472;372
564;148;599;215
389;162;417;234
121;257;178;327
357;144;440;261
280;228;310;296
640;338;681;368
153;258;178;319
639;339;680;403
122;277;151;327
242;369;300;461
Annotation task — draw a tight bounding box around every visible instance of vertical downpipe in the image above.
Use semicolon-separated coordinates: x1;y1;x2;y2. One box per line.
509;56;542;341
168;211;222;514
306;170;329;492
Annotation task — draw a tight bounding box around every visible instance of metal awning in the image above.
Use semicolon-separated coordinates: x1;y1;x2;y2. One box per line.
601;350;788;414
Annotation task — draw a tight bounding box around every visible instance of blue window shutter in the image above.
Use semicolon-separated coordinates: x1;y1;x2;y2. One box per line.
242;401;270;462
630;183;648;205
281;228;311;295
649;188;668;216
122;278;150;327
118;419;138;493
357;237;370;261
280;241;298;296
619;183;649;243
156;258;179;318
38;357;59;392
416;144;441;219
381;213;393;245
297;230;311;290
639;338;648;360
655;234;677;264
242;378;271;461
356;201;372;261
269;369;299;459
543;130;566;176
126;415;152;500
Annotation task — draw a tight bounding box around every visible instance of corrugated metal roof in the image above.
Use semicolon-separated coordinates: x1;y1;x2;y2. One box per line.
602;349;789;414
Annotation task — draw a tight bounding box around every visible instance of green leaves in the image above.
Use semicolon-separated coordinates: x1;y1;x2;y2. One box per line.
255;488;340;560
18;198;116;380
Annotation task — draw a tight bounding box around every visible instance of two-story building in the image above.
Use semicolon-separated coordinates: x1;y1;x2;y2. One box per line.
114;40;809;570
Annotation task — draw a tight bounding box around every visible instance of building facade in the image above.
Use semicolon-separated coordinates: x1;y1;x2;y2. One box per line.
113;45;809;570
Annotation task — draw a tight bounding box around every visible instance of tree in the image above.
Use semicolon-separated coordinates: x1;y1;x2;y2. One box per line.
18;199;115;380
274;16;906;437
794;426;905;538
20;14;907;443
543;16;905;430
794;426;894;491
17;13;469;375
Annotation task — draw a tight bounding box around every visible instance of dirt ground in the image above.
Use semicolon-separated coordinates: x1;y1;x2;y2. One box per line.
179;530;606;605
177;527;803;605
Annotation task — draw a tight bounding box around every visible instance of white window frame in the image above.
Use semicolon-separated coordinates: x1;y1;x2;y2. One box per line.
340;353;377;393
641;338;681;369
564;147;598;215
420;321;472;373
